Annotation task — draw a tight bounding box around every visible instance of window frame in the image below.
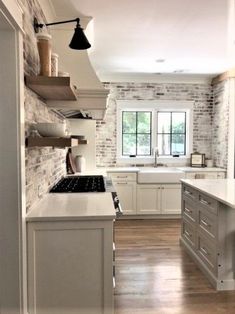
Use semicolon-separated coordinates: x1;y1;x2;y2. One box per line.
156;111;187;156
122;110;152;156
116;100;193;165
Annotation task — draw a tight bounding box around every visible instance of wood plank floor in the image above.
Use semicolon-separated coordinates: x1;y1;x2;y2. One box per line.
114;219;235;314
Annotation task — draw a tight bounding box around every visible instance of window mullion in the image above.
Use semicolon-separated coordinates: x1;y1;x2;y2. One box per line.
136;112;138;156
170;112;172;155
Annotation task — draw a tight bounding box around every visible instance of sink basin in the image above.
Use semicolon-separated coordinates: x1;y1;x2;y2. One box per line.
138;167;185;183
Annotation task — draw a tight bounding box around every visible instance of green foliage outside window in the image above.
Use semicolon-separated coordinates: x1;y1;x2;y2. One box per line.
122;111;151;156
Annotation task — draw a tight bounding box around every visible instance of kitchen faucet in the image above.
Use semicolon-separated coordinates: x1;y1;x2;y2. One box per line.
154;147;159;167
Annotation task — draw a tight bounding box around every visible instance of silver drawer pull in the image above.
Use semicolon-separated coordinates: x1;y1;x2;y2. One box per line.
201;246;209;256
185;207;192;214
116;182;127;185
201;219;210;228
185;230;192;238
200;198;211;206
117;176;128;179
185;190;192;196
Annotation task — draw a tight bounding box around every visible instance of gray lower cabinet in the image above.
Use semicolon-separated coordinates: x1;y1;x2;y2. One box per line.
181;183;235;290
27;220;114;314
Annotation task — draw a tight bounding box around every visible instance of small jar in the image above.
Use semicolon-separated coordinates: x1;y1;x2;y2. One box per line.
206;159;213;167
37;33;52;76
51;52;59;76
75;155;86;173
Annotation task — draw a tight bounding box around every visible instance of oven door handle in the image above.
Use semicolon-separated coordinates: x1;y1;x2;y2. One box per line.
116;203;123;217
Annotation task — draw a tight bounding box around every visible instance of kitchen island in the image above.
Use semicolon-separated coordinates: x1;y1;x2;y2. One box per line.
26;192;116;314
181;179;235;291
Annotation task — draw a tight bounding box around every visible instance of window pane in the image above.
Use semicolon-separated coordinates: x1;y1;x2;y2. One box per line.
123;112;136;133
172;112;185;134
157;134;171;155
137;112;151;133
137;134;151;155
158;112;171;133
123;134;136;155
172;134;185;155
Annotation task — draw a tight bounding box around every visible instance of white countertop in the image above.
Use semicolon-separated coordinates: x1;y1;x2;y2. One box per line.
181;179;235;208
178;167;226;172
105;166;225;173
105;167;140;173
26;192;116;222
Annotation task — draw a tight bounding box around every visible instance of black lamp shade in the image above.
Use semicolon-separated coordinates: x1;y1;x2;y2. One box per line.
69;26;91;50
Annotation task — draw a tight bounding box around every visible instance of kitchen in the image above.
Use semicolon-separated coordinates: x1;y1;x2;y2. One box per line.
1;0;235;314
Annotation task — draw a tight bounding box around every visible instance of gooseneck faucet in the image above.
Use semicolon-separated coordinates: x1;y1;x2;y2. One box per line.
154;147;159;167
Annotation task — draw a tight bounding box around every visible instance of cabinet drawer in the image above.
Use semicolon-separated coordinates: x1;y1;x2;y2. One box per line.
109;172;136;182
183;185;197;201
182;219;196;249
197;233;217;275
199;193;218;215
198;208;217;241
182;198;197;224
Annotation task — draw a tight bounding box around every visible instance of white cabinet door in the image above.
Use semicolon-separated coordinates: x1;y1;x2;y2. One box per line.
113;181;136;215
161;184;181;214
137;185;161;214
27;220;114;314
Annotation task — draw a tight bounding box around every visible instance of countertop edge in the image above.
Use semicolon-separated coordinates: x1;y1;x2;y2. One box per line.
105;167;226;173
26;215;116;222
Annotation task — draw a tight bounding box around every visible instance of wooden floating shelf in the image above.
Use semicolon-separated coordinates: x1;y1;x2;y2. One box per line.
26;137;87;148
25;76;77;100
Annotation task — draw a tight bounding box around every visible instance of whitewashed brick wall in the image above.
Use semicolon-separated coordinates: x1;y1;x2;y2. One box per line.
212;81;229;169
96;82;214;167
23;0;66;211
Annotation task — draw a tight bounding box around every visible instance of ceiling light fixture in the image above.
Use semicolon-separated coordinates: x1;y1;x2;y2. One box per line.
173;69;185;73
33;17;91;50
155;59;165;63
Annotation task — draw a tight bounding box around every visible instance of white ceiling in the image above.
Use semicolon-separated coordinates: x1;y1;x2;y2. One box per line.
49;0;231;80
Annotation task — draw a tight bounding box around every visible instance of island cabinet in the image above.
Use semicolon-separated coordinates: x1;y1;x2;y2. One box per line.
181;182;235;290
27;219;114;314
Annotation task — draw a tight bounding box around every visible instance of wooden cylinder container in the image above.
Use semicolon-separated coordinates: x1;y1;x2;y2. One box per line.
37;33;52;76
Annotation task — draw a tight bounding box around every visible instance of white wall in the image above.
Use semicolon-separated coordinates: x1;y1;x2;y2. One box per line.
0;1;25;313
70;119;96;171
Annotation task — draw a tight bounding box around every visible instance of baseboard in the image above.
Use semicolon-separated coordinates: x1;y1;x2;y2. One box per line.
118;214;181;220
180;238;235;291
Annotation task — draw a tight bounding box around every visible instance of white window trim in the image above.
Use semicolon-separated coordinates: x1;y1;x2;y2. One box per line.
116;100;194;165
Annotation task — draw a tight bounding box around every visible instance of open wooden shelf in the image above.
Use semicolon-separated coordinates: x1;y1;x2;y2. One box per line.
25;76;77;100
26;137;87;148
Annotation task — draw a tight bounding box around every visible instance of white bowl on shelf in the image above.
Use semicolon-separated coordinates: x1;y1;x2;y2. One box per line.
34;123;69;137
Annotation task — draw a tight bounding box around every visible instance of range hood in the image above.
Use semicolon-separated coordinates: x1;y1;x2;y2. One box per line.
48;17;109;120
48;89;110;120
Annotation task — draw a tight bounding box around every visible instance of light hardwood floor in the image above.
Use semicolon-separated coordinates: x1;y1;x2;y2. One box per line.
114;219;235;314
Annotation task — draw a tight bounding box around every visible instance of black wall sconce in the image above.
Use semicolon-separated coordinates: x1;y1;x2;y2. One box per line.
34;17;91;50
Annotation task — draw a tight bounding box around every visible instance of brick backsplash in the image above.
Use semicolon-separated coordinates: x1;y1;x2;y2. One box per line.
96;82;214;167
23;0;66;211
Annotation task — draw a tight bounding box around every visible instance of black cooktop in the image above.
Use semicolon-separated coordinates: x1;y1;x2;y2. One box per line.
50;176;105;193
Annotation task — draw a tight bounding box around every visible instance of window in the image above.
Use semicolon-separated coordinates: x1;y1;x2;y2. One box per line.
117;100;193;162
122;111;152;156
157;112;186;156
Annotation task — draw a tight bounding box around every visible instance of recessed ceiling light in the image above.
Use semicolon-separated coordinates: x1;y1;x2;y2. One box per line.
155;59;165;63
173;69;190;73
173;69;185;73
